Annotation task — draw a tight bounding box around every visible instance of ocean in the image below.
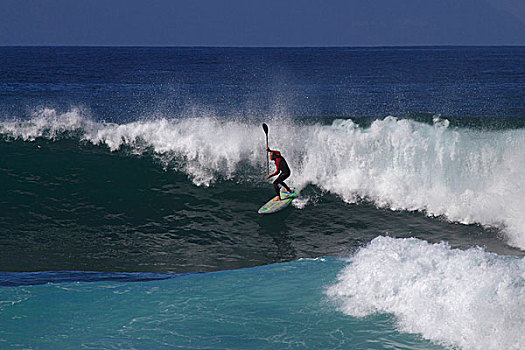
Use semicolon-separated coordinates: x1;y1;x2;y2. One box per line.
0;46;524;349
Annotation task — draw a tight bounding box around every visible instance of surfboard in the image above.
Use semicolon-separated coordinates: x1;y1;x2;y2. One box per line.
258;189;296;214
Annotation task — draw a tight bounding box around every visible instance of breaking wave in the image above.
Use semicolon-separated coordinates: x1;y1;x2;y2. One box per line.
2;107;525;249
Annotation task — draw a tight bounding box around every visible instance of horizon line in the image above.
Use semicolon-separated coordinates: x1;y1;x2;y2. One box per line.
1;44;524;49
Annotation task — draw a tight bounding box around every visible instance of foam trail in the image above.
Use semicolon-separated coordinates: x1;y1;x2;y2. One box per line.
326;236;525;350
2;109;525;249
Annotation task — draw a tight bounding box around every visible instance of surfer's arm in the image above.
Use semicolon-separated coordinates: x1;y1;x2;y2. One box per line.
267;169;279;178
267;163;281;178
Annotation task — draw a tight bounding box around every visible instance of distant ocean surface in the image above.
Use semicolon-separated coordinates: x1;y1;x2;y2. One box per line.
1;47;524;349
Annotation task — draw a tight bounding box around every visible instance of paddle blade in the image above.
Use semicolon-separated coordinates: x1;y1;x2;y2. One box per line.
262;123;268;135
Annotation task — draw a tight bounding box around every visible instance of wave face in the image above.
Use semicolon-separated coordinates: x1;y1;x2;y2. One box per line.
326;236;525;350
2;108;525;250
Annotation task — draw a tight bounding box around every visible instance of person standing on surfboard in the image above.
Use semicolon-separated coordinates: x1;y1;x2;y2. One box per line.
266;147;294;201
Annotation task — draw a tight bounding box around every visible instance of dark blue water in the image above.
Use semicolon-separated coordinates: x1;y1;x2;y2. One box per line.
1;46;524;121
1;47;524;349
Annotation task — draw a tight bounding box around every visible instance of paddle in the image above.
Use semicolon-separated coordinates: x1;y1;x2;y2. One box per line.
262;123;269;175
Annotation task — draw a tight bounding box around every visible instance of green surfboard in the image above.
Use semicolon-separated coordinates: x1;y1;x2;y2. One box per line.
258;189;296;214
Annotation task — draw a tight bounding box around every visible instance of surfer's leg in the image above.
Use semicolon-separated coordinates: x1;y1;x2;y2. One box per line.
274;172;291;199
278;171;291;192
273;180;281;199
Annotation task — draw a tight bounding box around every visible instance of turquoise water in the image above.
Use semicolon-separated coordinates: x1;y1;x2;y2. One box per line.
3;237;524;349
1;257;443;349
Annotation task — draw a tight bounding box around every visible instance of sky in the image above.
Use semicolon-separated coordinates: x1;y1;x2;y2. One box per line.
1;0;524;46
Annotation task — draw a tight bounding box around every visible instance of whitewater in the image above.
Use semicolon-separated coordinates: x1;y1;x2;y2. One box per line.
327;236;525;350
2;107;525;250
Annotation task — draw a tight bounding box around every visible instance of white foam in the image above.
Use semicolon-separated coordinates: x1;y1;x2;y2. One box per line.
2;110;525;249
326;236;525;350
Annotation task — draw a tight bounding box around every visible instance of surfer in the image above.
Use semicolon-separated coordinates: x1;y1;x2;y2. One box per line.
266;147;293;201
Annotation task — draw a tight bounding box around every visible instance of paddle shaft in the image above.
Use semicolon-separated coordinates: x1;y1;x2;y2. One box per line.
262;123;269;175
